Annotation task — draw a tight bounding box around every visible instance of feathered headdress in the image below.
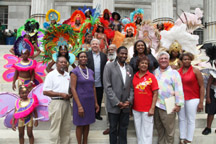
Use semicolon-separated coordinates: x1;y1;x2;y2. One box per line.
122;18;131;25
14;37;34;57
17;18;40;38
138;21;160;51
201;43;216;66
130;9;144;22
70;10;86;23
175;8;203;33
163;22;174;31
124;23;137;36
46;9;60;22
160;24;199;55
42;24;80;64
78;6;96;16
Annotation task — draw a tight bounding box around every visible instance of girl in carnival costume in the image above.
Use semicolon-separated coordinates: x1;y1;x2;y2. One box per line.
42;24;80;72
63;10;86;33
0;84;51;144
12;85;39;144
43;9;61;29
12;32;38;91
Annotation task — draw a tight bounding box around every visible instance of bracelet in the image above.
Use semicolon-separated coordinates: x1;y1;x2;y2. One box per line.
78;107;83;110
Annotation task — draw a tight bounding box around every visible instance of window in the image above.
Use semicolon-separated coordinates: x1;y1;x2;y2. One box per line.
193;28;203;45
0;6;8;28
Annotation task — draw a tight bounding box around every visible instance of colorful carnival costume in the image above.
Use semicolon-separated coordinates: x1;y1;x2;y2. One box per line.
78;6;96;19
0;84;51;128
2;34;46;89
130;9;144;28
63;10;86;33
43;9;61;29
17;18;45;51
79;9;100;51
42;24;80;67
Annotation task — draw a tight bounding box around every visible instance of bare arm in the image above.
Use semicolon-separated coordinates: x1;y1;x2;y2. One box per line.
194;67;205;112
70;73;84;117
43;90;70;99
46;60;55;73
12;70;18;91
93;85;99;113
206;75;213;104
9;47;15;55
148;90;158;116
32;43;41;58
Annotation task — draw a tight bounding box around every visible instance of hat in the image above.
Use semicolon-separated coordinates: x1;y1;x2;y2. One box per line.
112;12;121;20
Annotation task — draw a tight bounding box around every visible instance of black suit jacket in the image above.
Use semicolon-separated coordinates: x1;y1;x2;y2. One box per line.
86;51;107;87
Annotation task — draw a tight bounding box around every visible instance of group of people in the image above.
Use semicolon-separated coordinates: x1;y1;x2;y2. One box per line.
1;6;216;144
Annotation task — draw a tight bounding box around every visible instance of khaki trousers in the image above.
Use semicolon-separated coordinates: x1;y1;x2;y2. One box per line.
49;100;72;144
154;107;176;144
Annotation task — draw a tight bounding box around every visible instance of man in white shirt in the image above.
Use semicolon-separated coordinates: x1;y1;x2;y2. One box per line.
43;56;72;144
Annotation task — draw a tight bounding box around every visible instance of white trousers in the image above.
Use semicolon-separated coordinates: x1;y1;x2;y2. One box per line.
178;99;200;141
133;110;153;144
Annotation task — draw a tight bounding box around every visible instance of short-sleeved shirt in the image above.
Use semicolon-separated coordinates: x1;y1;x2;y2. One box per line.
133;71;159;112
43;69;70;95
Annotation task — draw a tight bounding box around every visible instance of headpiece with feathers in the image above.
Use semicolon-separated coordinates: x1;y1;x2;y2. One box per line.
175;8;203;33
130;9;144;22
42;24;80;64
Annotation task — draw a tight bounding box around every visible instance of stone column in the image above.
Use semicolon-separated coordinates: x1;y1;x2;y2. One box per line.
151;0;174;23
203;0;216;44
93;0;114;13
31;0;55;28
176;0;190;17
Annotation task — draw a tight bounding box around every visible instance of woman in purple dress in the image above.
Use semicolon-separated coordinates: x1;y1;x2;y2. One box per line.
70;51;99;144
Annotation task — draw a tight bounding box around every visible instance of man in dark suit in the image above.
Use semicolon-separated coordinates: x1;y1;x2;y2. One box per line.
103;46;134;144
86;38;107;120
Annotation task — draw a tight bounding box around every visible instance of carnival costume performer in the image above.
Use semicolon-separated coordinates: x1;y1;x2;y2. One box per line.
3;43;46;91
63;10;86;33
160;24;199;69
43;9;61;30
0;84;51;144
78;6;96;20
110;12;124;32
102;9;111;23
112;23;137;51
42;24;80;72
10;19;43;58
168;41;183;70
94;18;109;53
12;48;37;91
130;9;144;27
79;9;100;51
17;18;44;54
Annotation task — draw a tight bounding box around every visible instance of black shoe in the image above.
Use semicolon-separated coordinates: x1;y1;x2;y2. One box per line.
202;127;211;135
95;115;103;120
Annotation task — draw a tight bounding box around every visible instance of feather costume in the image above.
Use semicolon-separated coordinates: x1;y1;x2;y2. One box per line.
42;24;80;64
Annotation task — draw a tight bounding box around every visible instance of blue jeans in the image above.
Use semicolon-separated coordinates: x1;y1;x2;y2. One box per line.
108;111;129;144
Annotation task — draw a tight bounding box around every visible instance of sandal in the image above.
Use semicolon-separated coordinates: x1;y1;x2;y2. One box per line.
179;139;184;144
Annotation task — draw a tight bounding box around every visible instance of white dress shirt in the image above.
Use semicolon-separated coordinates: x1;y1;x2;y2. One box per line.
43;69;70;95
117;61;126;84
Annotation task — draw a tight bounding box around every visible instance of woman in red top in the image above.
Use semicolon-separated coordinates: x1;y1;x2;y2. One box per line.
132;56;159;144
178;52;204;144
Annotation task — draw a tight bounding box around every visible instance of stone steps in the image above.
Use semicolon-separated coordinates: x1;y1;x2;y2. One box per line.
0;129;215;144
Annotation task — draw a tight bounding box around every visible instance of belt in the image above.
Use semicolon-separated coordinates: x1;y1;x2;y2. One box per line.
51;97;64;100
